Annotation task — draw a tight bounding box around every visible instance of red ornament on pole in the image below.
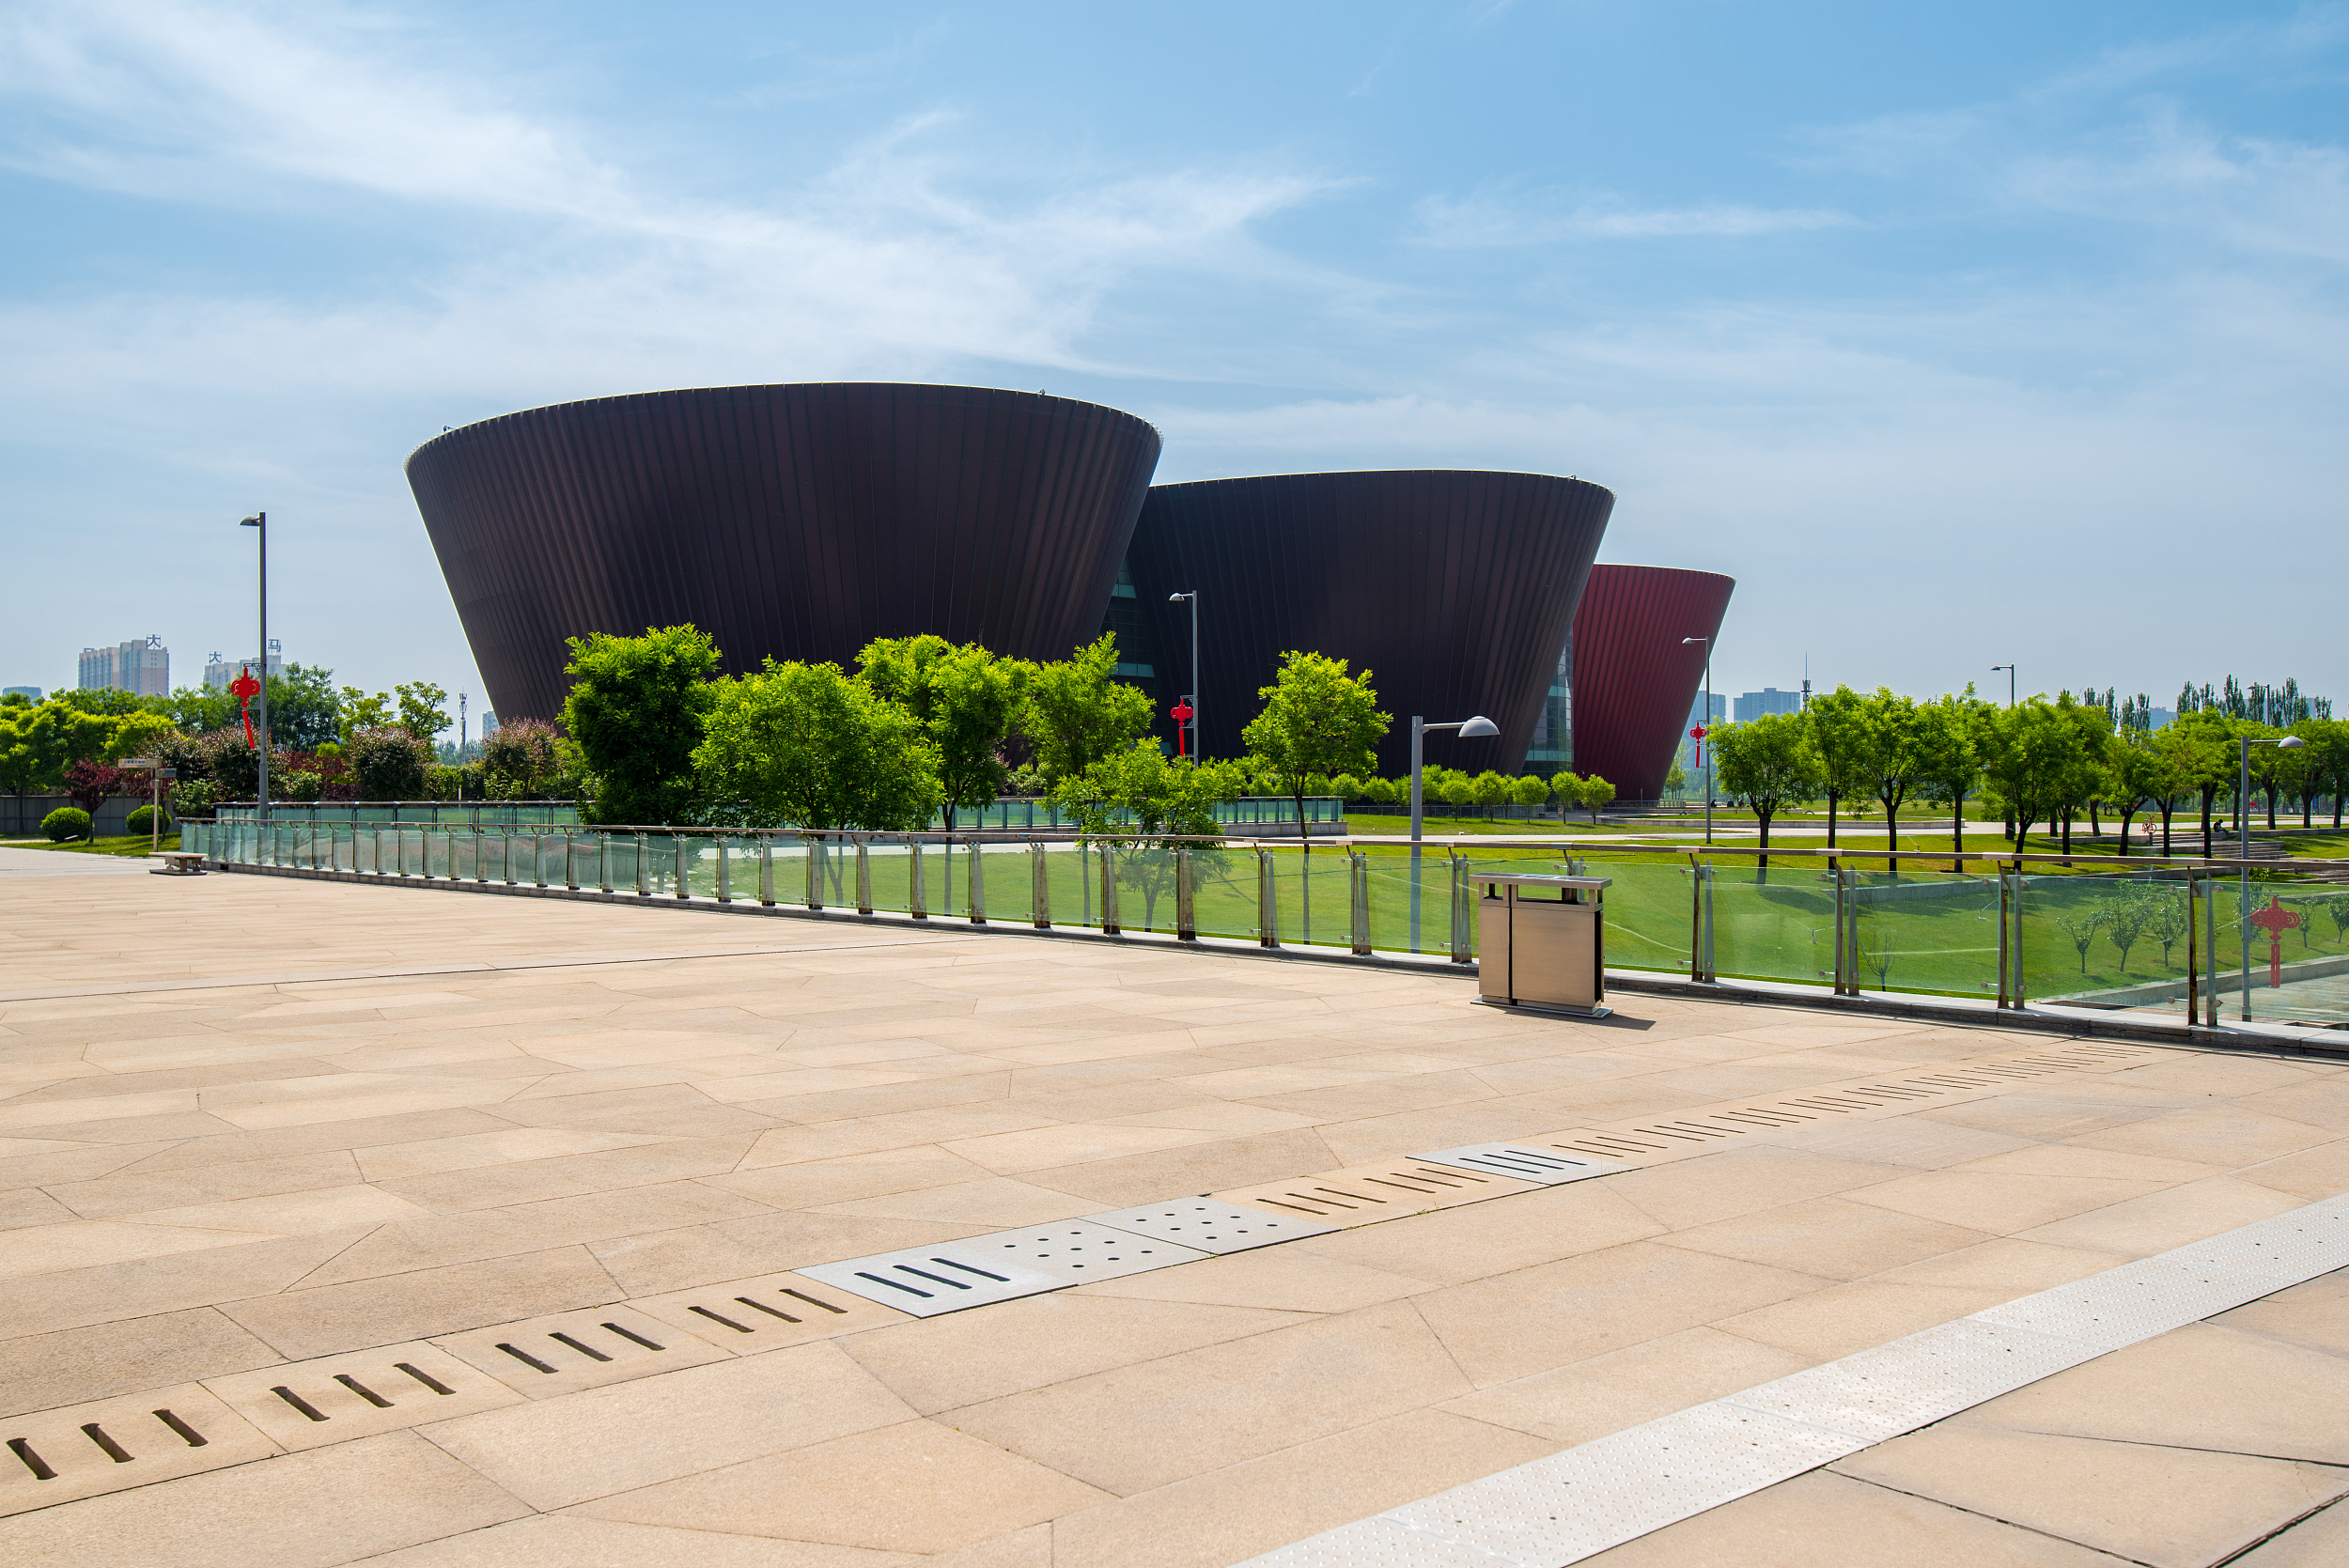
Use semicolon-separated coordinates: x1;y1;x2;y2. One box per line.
1170;701;1195;757
2248;897;2302;989
1688;724;1705;768
229;667;262;748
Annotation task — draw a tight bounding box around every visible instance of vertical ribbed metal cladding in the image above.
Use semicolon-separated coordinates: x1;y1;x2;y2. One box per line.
1123;471;1611;775
405;383;1162;723
1566;564;1736;800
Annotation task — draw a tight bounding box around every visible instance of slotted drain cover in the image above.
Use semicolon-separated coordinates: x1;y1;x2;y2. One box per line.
798;1247;1067;1317
434;1305;731;1397
207;1342;520;1451
630;1270;915;1345
1411;1144;1629;1185
1220;1160;1541;1223
0;1384;274;1517
961;1221;1209;1281
1085;1199;1336;1254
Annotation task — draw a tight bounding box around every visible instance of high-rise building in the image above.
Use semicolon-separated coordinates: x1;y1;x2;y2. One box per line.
3;686;40;702
1733;688;1803;722
204;646;284;690
78;637;169;697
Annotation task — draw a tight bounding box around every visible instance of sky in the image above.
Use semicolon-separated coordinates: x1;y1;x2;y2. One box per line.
3;0;2346;723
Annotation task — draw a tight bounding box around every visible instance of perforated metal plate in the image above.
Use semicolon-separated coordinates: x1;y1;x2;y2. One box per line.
207;1341;519;1451
1719;1319;2097;1442
2169;1208;2349;1283
1220;1159;1541;1222
434;1305;731;1397
1084;1199;1336;1254
798;1246;1067;1316
1411;1143;1629;1186
1970;1256;2283;1349
0;1383;275;1517
1386;1403;1862;1565
630;1269;914;1346
956;1220;1211;1281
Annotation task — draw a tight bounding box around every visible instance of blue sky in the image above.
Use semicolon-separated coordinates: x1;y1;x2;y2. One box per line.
4;1;2345;722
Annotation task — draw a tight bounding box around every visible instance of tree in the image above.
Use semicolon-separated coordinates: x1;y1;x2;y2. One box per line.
1804;685;1870;847
482;718;562;800
60;760;127;836
1856;687;1926;846
346;727;433;800
1549;770;1585;828
560;626;723;825
1709;713;1824;877
1579;774;1616;824
858;636;1031;830
2146;725;2205;856
695;660;941;831
2145;889;2190;969
54;687;147;716
2048;693;2113;857
338;688;395;742
1510;774;1550;812
2103;885;2156;973
1051;742;1243;928
2171;708;2240;858
1912;691;1983;864
394;681;451;743
0;702;116;796
1470;770;1511;816
1978;698;2075;853
1020;634;1154;786
1243;650;1387;939
2051;906;2106;976
2106;737;2180;857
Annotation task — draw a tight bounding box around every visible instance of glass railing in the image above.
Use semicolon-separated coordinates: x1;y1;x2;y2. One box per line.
176;820;2349;1026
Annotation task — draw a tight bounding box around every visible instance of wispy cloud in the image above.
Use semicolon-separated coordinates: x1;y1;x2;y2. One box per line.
1414;189;1854;247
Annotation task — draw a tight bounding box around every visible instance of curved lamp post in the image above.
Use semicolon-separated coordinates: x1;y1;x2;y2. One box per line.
1167;592;1199;758
1408;713;1498;951
2237;732;2306;1020
1682;637;1713;845
240;513;268;820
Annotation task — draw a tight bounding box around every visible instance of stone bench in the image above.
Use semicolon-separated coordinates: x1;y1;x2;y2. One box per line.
150;851;207;876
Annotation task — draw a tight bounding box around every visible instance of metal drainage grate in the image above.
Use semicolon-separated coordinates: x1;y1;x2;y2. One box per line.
1411;1144;1628;1186
1084;1199;1338;1254
798;1247;1068;1317
434;1305;731;1398
207;1342;519;1451
1;1384;274;1517
630;1270;913;1345
1219;1160;1542;1223
961;1221;1211;1282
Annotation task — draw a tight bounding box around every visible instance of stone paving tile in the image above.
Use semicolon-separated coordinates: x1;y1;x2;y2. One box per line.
2230;1496;2349;1566
350;1514;904;1567
1435;1324;1811;1446
221;1244;624;1358
0;1305;285;1412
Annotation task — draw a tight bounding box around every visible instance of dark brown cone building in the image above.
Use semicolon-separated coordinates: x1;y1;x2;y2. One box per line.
1566;563;1737;800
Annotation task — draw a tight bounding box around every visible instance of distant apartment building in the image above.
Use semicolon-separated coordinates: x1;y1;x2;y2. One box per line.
4;686;41;702
78;636;169;697
204;647;285;690
1733;687;1804;722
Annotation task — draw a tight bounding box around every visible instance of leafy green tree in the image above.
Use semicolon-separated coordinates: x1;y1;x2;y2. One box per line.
2142;727;2201;856
1510;774;1550;810
0;702;117;795
338;688;395;743
157;685;239;734
394;681;451;743
1804;685;1870;847
1051;741;1243;927
2145;889;2191;968
858;636;1031;830
482;718;563;800
2046;693;2114;855
2106;737;2182;857
1912;691;1983;861
2102;884;2158;973
1549;770;1585;828
1470;770;1511;816
2050;906;2107;976
1243;650;1386;939
2171;708;2240;857
1020;634;1155;786
695;660;941;831
1579;774;1615;824
1709;712;1824;875
54;687;147;717
560;626;723;825
2308;717;2349;830
1855;687;1926;846
1978;698;2076;853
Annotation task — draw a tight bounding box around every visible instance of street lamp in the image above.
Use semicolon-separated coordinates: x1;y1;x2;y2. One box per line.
1408;713;1498;951
1991;664;2015;707
1682;637;1713;845
1168;592;1199;758
240;512;268;820
2236;733;2306;1021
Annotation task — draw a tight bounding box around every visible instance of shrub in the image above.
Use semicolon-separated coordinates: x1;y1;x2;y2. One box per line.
169;780;219;818
277;770;322;802
194;728;260;798
41;806;91;842
482;717;561;799
126;804;173;836
346;726;432;800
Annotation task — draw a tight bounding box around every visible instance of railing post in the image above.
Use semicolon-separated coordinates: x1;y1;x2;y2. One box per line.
1256;847;1276;947
716;837;731;903
534;831;547;889
1032;842;1050;928
805;836;823;910
758;836;774;906
635;832;649;897
1348;847;1371;955
856;837;873;915
2202;875;2218;1028
597;832;611;893
1996;870;2013;1008
1175;845;1196;940
909;840;926;920
503;829;518;885
1833;868;1849;995
1102;842;1122;935
1692;861;1717;983
969;835;987;924
2184;871;2197;1026
1449;848;1471;964
674;833;690;900
2010;867;2028;1008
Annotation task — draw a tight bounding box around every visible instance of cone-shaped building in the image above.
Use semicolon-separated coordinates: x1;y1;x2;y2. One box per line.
1565;564;1736;800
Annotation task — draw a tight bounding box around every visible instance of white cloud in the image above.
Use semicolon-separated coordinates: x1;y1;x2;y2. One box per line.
1415;189;1854;246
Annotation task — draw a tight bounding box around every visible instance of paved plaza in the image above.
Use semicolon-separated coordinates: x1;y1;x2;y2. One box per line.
2;858;2347;1566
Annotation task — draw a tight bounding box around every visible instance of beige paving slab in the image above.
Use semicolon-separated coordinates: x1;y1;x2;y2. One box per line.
421;1340;917;1510
2230;1496;2349;1567
810;1174;1103;1226
296;1179;777;1284
586;1211;976;1296
2012;1174;2312;1255
1217;1156;1542;1225
2213;1267;2349;1358
1595;1145;1919;1229
1579;1468;2138;1567
1867;1234;2129;1295
1070;1244;1437;1313
0;1306;285;1418
0;1228;376;1338
0;1218;286;1279
349;1513;913;1566
1657;1194;1994;1280
703;1145;995;1208
1437;1324;1812;1446
949;1298;1474;1495
220;1245;624;1358
1285;1181;1665;1287
1830;1424;2349;1568
1712;1277;2011;1359
0;1429;531;1568
353;1126;674;1182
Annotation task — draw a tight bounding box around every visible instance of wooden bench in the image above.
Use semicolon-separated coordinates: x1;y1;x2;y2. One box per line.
150;851;207;876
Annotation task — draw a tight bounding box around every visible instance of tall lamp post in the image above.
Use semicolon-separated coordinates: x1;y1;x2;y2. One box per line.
1167;592;1199;758
1991;664;2015;706
1408;713;1498;951
2237;733;2305;1020
240;512;268;821
1682;637;1713;845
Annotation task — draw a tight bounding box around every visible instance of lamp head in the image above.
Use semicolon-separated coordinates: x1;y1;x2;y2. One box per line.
1681;637;1706;646
239;514;262;528
2278;736;2307;750
1459;715;1499;738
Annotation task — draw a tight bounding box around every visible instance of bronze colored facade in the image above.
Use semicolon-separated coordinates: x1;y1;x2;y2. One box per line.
1567;564;1736;800
1121;471;1613;776
408;383;1161;723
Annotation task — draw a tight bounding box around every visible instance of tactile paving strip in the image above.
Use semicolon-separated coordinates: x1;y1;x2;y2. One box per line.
957;1220;1210;1281
1083;1199;1337;1254
434;1305;732;1397
0;1384;275;1517
1410;1143;1629;1185
799;1245;1067;1317
1718;1319;2099;1442
207;1342;520;1452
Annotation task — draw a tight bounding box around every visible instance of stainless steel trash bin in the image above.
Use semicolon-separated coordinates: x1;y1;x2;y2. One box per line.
1475;873;1610;1017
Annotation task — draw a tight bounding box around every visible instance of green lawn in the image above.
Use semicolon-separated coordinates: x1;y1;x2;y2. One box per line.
2;833;182;858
